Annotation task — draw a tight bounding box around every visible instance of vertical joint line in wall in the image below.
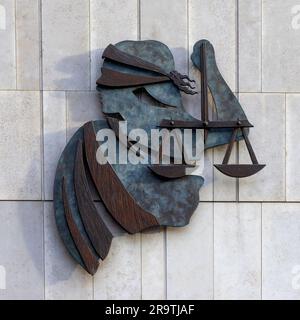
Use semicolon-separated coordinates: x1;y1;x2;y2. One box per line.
260;202;262;299
40;0;44;201
39;0;44;202
14;0;17;89
212;149;215;202
236;0;239;95
212;203;215;300
236;0;240;202
40;82;44;201
187;0;189;75
236;145;239;202
88;0;91;91
261;0;263;92
138;0;141;41
92;272;95;300
42;202;45;299
39;0;45;297
140;232;143;300
65;91;68;144
284;93;287;201
39;0;43;91
165;230;167;300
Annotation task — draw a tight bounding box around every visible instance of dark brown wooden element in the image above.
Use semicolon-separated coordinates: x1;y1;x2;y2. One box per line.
106;116;193;179
106;116;121;135
214;128;265;178
106;116;136;150
97;44;197;94
102;44;168;75
149;164;195;179
84;122;159;234
107;115;193;179
74;140;113;260
98;67;169;88
160;42;265;178
159;119;253;129
62;177;99;275
200;42;209;141
214;164;265;178
241;128;259;164
222;128;238;165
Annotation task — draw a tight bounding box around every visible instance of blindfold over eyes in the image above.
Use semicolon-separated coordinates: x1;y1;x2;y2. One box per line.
97;44;197;95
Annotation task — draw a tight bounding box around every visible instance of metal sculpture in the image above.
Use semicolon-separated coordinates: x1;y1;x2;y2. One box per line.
53;39;265;275
160;40;265;178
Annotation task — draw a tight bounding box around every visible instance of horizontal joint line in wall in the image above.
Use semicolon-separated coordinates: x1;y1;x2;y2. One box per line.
1;90;300;94
0;89;98;93
1;200;300;204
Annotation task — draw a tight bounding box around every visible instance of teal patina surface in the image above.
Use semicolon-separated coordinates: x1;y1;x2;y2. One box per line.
93;121;204;227
54;120;203;267
53;128;100;268
191;39;248;148
53;39;249;270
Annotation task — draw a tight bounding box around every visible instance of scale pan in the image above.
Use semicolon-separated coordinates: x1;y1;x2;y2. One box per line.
214;164;265;178
149;164;195;179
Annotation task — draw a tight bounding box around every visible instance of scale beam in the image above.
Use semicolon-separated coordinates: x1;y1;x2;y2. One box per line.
159;119;253;129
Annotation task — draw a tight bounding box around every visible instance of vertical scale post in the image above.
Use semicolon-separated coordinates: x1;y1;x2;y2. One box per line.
200;43;209;141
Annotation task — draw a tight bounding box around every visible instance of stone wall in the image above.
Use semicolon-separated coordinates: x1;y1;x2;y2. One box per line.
0;0;300;300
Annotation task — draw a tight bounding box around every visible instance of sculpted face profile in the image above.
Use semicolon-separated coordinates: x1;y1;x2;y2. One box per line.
54;39;265;275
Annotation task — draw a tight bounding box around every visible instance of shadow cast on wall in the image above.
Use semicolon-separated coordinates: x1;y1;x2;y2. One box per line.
19;44;213;282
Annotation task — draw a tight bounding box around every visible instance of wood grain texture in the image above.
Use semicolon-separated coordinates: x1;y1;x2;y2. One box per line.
62;177;99;275
74;139;113;259
84;122;159;234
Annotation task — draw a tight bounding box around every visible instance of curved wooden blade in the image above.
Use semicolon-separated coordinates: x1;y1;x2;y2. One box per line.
84;122;159;234
63;179;99;275
54;127;104;270
62;177;99;275
214;164;265;178
75;140;113;260
149;164;195;179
